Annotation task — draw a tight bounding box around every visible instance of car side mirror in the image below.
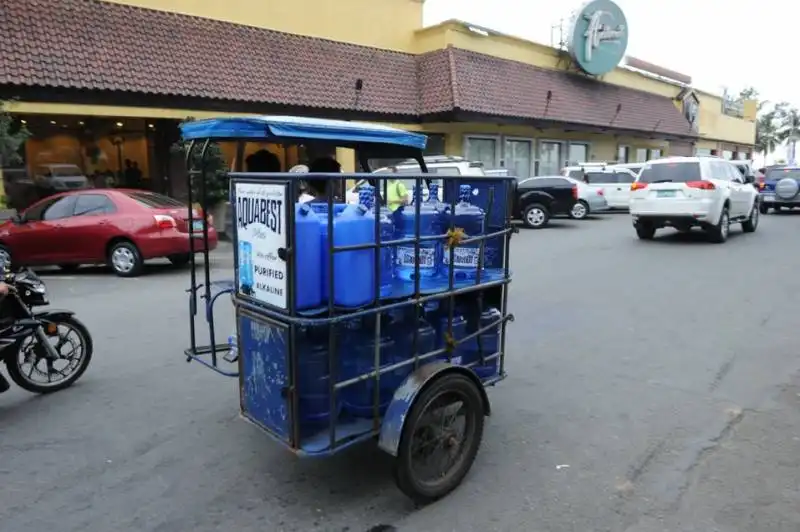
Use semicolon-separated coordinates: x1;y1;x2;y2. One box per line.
744;175;755;184
11;213;25;224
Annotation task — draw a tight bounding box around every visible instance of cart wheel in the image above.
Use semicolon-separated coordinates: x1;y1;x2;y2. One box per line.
393;372;485;505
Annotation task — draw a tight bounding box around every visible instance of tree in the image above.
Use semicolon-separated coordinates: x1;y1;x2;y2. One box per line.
755;112;779;158
0;101;31;168
171;117;229;207
777;106;800;163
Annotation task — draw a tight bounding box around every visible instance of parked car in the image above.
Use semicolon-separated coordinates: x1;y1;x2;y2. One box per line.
564;176;609;219
32;164;90;192
629;156;759;243
571;167;638;210
346;155;485;204
757;166;800;214
0;189;217;277
513;176;579;229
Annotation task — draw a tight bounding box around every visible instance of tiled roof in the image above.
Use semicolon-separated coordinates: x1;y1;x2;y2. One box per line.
0;0;420;115
0;0;696;138
421;48;695;138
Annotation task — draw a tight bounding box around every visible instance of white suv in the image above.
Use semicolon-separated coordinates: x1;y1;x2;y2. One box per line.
629;156;759;243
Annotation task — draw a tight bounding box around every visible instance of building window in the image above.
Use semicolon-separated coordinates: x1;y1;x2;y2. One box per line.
538;141;563;176
424;134;446;156
617;145;630;163
695;148;712;156
736;151;747;160
635;148;648;162
723;150;733;160
504;138;533;179
649;148;662;160
568;142;589;165
464;136;499;170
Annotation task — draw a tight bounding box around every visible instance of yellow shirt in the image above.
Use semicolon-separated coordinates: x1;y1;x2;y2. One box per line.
386;179;408;211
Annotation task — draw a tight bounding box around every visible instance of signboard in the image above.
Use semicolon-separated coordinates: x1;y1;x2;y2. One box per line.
721;90;745;118
567;0;629;76
234;181;288;310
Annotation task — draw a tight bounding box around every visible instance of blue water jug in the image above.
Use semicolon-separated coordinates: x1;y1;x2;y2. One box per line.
441;185;485;280
294;203;323;309
340;317;397;418
435;314;469;365
362;185;394;298
395;186;440;281
296;326;339;434
308;202;347;304
389;308;437;373
332;190;375;307
465;307;502;379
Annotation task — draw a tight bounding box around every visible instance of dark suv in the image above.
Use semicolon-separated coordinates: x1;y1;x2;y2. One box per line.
759;166;800;213
513;176;579;228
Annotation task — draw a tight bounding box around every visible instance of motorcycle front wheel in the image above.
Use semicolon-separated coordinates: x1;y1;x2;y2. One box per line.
5;315;93;394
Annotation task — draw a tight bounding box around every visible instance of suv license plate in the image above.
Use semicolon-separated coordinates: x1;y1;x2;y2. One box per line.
763;194;775;202
191;220;204;232
657;190;676;198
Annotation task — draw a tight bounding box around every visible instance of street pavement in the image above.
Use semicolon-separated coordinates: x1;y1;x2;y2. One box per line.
2;212;800;532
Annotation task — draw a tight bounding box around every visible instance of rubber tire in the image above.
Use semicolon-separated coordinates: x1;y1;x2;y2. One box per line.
568;200;590;220
523;203;550;229
707;206;730;244
774;206;783;213
108;240;144;277
635;223;656;240
393;372;485;505
58;264;80;273
5;315;93;394
168;253;191;267
742;203;759;233
759;203;769;215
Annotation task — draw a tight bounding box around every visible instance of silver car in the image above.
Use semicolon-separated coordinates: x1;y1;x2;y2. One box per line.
563;176;609;219
33;164;90;191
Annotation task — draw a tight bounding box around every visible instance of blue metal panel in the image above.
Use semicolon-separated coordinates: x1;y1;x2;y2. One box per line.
179;115;427;149
444;178;512;269
238;310;291;442
378;362;490;457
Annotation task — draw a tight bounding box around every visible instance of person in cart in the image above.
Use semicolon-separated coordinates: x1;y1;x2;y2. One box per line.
386;167;410;211
300;157;341;203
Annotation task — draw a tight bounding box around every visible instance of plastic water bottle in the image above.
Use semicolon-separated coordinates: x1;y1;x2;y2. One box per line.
294;203;322;309
332;190;375;307
441;185;485;280
362;185;394;298
395;186;439;281
238;241;253;293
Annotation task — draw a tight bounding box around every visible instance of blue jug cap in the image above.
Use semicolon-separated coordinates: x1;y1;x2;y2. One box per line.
297;203;311;216
459;185;472;202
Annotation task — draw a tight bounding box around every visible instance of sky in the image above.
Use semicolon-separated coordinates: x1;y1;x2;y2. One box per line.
423;0;795;162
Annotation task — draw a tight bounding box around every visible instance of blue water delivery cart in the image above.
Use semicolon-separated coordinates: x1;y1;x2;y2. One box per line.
180;115;515;503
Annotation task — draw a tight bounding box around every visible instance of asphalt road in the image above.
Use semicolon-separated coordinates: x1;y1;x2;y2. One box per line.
2;211;800;532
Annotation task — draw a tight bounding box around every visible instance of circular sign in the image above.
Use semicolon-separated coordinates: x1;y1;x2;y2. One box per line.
567;0;629;76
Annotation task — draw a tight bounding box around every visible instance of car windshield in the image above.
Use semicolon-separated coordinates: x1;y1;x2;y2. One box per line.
638;162;701;183
124;191;184;208
765;168;800;180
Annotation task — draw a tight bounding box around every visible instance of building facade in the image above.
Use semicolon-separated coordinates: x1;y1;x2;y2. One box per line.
0;0;756;201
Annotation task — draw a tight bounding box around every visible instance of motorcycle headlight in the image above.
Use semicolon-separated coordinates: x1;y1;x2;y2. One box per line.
28;282;46;294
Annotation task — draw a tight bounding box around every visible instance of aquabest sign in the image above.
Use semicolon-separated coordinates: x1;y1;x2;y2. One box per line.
567;0;629;76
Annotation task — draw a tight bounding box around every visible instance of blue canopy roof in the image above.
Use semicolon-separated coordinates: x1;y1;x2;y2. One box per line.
179;115;427;150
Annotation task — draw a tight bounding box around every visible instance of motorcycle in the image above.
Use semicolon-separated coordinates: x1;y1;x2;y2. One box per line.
0;268;93;394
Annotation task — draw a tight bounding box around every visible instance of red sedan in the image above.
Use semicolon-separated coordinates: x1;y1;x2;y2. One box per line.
0;189;218;277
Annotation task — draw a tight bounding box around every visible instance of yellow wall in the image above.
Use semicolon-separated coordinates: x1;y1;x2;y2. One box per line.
415;21;755;147
695;93;756;147
102;0;424;52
